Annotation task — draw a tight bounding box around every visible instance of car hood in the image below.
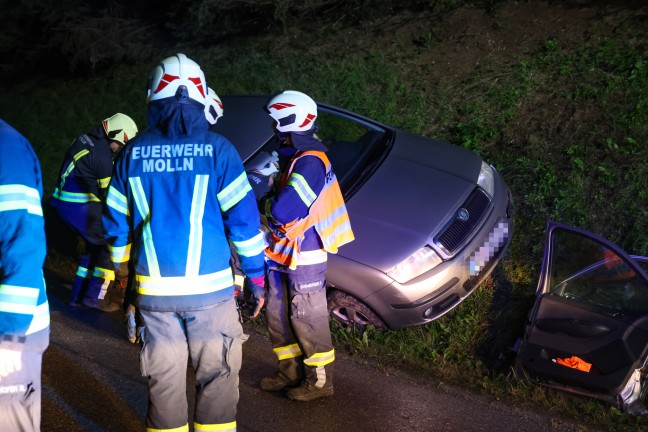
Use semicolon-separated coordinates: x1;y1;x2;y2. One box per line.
340;130;482;271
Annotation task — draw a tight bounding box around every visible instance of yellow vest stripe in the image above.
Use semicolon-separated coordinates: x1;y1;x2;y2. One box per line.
0;184;43;215
218;172;252;212
130;177;161;277
187;175;209;276
108;243;131;264
106;185;129;216
136;268;233;296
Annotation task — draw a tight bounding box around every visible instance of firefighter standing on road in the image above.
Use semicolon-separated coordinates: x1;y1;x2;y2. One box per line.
0;119;50;431
260;90;355;401
48;113;137;312
103;53;265;431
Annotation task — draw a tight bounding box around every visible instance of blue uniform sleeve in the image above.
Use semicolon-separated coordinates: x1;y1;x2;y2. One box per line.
268;155;326;225
0;120;49;339
103;147;132;276
216;141;265;279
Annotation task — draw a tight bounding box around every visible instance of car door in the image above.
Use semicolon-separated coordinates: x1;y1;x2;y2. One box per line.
515;221;648;405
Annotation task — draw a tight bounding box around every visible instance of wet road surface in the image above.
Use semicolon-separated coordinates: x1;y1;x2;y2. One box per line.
41;272;590;432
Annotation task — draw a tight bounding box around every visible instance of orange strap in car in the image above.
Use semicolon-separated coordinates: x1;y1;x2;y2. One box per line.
553;356;592;372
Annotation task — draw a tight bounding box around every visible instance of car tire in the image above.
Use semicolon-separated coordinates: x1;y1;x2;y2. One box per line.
327;290;387;331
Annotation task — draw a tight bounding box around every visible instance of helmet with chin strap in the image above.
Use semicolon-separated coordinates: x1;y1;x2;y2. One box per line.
247;151;280;177
204;87;224;125
102;113;137;145
146;53;207;106
266;90;317;133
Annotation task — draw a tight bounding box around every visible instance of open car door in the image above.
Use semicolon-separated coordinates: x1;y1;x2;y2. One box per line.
515;221;648;414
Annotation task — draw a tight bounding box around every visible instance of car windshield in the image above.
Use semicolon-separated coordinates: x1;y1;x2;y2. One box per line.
245;107;389;196
548;229;648;313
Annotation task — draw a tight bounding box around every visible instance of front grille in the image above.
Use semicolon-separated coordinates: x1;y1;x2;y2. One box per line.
435;187;491;254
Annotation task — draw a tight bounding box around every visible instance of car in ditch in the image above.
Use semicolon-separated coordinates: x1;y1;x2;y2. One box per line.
515;221;648;414
213;95;514;330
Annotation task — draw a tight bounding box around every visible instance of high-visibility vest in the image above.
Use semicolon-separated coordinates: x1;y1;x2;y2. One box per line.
265;151;354;269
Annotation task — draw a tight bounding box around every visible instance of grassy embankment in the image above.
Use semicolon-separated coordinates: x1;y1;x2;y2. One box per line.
1;4;647;431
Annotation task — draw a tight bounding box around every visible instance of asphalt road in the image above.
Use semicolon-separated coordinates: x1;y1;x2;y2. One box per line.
41;272;591;432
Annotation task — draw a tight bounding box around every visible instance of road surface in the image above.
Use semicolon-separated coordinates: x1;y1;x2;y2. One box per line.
41;271;590;432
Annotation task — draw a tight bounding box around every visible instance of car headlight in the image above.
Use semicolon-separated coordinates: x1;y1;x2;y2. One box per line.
477;161;495;197
387;246;443;284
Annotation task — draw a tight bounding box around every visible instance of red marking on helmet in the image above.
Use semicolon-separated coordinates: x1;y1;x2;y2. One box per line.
123;132;129;142
102;119;108;130
188;77;206;98
269;102;295;110
298;113;316;128
154;74;180;94
216;100;224;110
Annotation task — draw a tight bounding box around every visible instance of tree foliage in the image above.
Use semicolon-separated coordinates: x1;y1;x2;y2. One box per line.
1;0;479;79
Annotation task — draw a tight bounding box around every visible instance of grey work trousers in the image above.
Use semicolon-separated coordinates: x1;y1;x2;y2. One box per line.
265;265;334;387
140;298;247;431
0;348;45;432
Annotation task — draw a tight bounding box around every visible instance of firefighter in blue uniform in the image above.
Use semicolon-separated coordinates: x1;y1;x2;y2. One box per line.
260;90;355;401
49;113;138;312
0;119;50;431
104;53;265;432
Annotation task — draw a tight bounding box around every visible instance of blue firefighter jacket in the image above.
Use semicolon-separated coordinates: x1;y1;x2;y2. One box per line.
103;101;265;312
49;124;114;244
0;119;50;349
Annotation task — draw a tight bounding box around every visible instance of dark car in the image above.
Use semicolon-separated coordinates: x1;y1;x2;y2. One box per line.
515;221;648;414
213;95;514;330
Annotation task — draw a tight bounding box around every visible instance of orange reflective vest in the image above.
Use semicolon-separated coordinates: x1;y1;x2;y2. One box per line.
265;151;354;270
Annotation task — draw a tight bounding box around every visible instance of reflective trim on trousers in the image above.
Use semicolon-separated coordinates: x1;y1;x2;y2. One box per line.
146;424;189;432
304;349;335;367
194;421;237;431
273;343;303;360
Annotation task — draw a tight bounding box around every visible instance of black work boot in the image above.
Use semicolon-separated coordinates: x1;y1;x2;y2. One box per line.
287;381;334;401
259;374;301;391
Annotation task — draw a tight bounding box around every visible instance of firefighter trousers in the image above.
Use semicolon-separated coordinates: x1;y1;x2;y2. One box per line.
266;265;335;388
70;242;114;304
139;298;247;432
0;345;46;432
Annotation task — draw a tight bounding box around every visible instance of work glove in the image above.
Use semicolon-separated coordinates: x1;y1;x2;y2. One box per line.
125;304;145;344
249;275;266;319
115;265;129;290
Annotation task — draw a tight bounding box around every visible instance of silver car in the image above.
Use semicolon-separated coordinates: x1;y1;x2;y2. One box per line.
214;96;514;330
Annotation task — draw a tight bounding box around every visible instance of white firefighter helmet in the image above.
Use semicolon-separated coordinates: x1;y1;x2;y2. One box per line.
146;53;207;105
266;90;317;133
102;113;138;145
248;150;280;177
204;87;224;125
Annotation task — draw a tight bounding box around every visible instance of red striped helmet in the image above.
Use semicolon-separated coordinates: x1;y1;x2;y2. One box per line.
147;53;207;105
204;87;224;125
266;90;317;133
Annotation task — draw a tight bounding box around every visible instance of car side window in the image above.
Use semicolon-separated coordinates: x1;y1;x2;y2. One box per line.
316;110;385;181
247;109;388;188
549;229;648;313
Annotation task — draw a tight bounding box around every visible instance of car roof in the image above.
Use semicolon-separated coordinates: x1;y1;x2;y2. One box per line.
212;95;275;162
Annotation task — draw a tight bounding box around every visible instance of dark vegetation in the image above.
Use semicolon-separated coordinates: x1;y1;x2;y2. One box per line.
1;0;648;430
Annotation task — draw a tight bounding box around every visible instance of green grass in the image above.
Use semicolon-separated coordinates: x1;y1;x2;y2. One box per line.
1;3;648;431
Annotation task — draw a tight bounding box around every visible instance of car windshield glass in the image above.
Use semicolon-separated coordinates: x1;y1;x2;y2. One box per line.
244;107;388;195
548;229;648;313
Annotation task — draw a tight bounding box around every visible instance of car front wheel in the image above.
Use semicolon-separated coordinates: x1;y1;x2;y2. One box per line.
327;290;387;331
